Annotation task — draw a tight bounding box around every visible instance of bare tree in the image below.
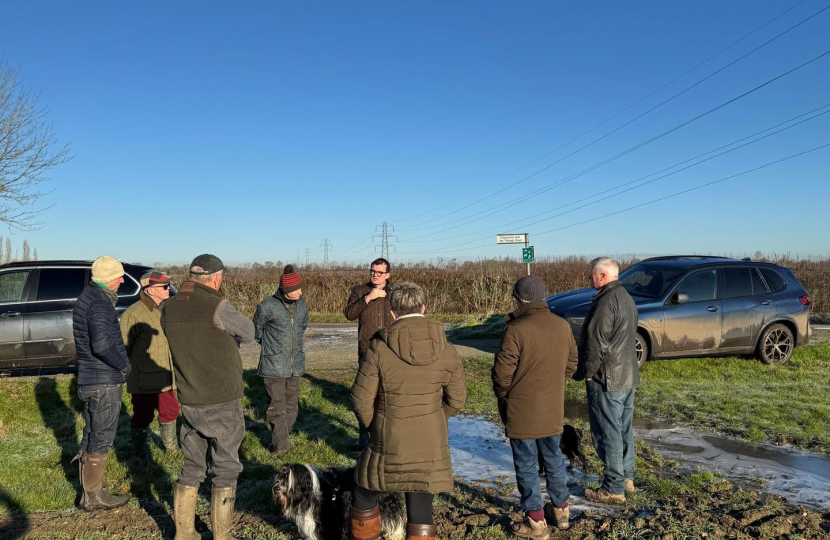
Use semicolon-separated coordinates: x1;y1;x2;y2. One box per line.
33;247;37;261
4;237;11;263
22;239;30;261
0;61;70;230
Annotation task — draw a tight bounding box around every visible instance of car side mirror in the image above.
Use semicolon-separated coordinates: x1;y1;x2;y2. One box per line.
674;292;689;304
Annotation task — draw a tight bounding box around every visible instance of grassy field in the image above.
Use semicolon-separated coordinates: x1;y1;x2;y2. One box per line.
1;339;829;538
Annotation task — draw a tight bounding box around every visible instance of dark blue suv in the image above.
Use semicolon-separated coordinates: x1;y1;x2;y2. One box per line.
546;256;812;365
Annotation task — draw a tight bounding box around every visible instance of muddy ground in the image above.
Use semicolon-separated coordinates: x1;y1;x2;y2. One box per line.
2;324;829;539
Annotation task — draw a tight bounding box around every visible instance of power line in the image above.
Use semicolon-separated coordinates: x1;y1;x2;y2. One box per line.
398;48;830;238
394;142;830;256
320;239;332;268
397;2;830;231
373;222;397;260
304;248;311;267
398;103;830;247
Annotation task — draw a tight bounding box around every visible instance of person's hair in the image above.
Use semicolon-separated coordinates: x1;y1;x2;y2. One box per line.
189;270;223;284
370;258;391;273
590;257;619;276
389;281;425;316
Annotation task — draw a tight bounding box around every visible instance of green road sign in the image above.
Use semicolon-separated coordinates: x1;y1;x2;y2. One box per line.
522;246;534;263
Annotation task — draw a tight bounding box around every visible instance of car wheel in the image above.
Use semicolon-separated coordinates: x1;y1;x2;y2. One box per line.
758;323;794;364
636;332;649;369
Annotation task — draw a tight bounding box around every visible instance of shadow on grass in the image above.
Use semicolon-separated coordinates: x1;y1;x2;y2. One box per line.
0;486;28;539
446;314;505;354
33;377;83;505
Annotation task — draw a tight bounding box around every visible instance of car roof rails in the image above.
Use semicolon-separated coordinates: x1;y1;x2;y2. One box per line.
640;255;732;263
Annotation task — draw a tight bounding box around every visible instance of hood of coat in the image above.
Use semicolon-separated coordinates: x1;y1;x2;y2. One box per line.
379;315;446;366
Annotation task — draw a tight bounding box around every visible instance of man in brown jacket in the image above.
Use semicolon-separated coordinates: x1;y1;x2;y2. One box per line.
351;281;466;540
492;276;578;538
343;257;394;447
121;271;178;467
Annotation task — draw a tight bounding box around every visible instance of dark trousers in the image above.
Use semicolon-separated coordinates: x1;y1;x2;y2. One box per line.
510;437;569;511
78;383;123;454
130;389;180;429
586;381;636;495
352;484;434;525
263;376;301;452
178;399;245;488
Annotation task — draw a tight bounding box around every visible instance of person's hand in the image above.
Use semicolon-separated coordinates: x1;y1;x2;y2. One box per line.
365;288;387;303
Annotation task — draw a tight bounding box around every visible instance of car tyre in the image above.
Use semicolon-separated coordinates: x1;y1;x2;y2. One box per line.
758;323;794;364
636;332;649;369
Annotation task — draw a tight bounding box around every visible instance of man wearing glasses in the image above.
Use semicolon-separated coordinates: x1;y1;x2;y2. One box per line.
121;271;180;465
344;257;394;447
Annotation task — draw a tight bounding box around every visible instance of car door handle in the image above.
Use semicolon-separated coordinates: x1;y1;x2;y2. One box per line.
707;306;719;312
0;311;21;318
761;300;772;306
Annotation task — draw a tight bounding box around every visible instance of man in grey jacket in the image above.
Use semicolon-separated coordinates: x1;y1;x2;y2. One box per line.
575;257;640;505
253;265;309;455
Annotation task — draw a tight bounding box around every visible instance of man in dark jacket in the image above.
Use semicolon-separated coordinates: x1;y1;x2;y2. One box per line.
343;257;393;447
576;257;640;505
493;276;578;537
161;254;256;540
253;265;309;455
72;255;132;511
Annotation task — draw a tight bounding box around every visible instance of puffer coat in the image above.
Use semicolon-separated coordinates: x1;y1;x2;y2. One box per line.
351;315;467;494
73;282;131;386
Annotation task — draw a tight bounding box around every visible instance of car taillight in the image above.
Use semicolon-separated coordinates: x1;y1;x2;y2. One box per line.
799;294;811;306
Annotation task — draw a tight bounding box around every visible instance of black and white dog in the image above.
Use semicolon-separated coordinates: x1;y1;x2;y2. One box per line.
272;463;405;540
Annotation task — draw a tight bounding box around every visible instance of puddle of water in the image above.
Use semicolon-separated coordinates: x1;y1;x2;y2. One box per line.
305;326;358;350
449;415;830;511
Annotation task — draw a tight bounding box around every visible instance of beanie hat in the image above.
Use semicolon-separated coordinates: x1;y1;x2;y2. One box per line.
91;256;125;283
280;264;302;293
512;275;546;303
140;271;171;289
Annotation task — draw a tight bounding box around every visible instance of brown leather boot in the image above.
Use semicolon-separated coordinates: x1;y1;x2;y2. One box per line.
350;505;381;540
406;523;437;540
173;483;202;540
79;453;130;511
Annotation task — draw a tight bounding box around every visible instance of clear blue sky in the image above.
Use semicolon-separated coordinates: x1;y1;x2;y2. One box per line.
3;1;828;266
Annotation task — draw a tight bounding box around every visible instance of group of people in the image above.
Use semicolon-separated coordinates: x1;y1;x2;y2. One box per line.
71;253;639;540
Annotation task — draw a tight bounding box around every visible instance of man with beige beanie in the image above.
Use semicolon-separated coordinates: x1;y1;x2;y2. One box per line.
72;255;132;511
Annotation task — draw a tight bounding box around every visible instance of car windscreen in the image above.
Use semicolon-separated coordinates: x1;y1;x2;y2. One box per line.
619;263;685;298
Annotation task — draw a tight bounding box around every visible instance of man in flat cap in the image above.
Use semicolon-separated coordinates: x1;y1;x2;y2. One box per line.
72;255;132;511
121;271;178;466
161;254;255;540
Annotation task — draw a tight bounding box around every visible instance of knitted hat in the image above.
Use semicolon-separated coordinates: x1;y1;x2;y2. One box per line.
140;271;171;289
91;256;124;283
512;275;546;303
190;254;224;275
280;264;302;293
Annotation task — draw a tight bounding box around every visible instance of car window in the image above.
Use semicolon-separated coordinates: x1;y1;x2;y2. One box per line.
722;267;756;299
751;268;768;295
760;268;787;293
0;271;30;303
118;274;140;297
675;269;717;302
36;268;88;301
620;263;685;298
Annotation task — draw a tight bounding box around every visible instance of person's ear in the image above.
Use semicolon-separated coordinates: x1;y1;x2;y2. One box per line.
420;305;426;314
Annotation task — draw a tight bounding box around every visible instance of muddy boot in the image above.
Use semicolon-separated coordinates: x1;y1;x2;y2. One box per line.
511;514;549;540
350;505;381;540
80;453;130;511
131;428;149;468
543;503;569;530
173;483;202;540
584;487;626;505
406;523;437;540
624;478;637;494
211;486;237;540
159;421;180;452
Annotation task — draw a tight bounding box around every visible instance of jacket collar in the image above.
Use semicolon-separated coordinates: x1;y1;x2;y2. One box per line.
179;280;224;297
505;299;549;322
365;281;391;292
140;290;157;311
592;279;623;301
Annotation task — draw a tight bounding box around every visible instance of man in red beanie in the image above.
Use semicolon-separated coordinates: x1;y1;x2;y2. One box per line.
253;265;309;454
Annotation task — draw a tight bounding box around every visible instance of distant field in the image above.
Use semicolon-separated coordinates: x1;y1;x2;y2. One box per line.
159;255;830;318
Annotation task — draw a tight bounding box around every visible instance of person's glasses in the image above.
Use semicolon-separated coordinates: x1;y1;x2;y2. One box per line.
369;270;387;276
157;284;170;290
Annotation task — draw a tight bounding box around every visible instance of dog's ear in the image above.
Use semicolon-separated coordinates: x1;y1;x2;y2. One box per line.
575;427;583;439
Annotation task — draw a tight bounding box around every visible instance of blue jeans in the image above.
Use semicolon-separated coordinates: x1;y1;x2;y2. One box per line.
586;381;636;495
78;383;123;454
510;437;569;511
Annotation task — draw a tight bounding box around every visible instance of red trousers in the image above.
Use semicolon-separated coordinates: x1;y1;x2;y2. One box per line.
131;389;180;429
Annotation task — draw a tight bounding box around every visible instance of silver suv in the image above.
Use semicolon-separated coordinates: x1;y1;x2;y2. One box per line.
0;260;151;369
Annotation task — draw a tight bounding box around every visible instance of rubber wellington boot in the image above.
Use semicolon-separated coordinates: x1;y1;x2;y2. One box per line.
211;486;237;540
79;453;130;511
131;428;149;468
159;421;180;451
173;483;202;540
350;505;381;540
406;523;437;540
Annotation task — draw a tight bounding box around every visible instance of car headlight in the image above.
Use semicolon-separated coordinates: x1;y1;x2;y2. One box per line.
568;317;585;327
